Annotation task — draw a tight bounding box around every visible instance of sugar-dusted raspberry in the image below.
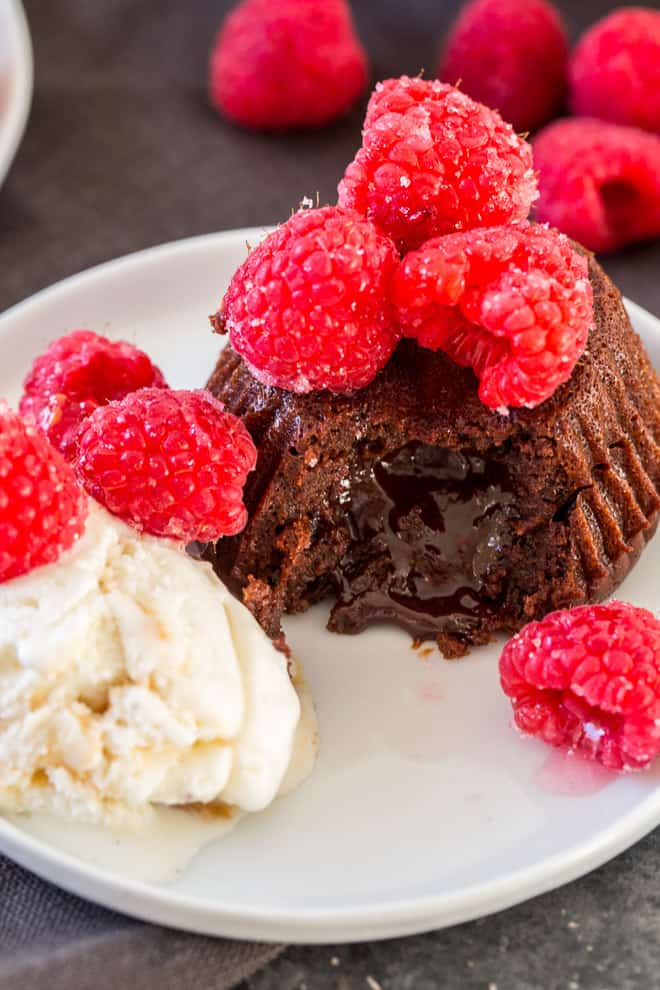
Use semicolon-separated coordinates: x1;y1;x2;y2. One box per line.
499;602;660;771
0;402;87;582
209;0;368;131
74;389;256;542
212;206;400;393
569;7;660;134
533;117;660;253
438;0;568;133
19;330;168;461
337;76;537;252
393;222;593;411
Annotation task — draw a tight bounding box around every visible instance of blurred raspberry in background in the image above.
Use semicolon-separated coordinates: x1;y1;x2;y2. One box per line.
533;117;660;253
569;7;660;134
438;0;568;132
209;0;368;131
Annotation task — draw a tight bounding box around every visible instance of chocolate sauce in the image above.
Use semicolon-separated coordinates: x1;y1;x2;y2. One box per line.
330;443;517;649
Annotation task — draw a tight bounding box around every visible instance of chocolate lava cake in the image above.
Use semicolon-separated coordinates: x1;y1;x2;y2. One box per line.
202;254;660;657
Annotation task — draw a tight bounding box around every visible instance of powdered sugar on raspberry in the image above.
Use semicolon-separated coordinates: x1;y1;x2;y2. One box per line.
338;76;538;252
394;222;593;411
74;389;256;542
213;206;400;393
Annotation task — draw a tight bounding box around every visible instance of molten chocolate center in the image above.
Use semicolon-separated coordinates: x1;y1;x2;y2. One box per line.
330;443;517;650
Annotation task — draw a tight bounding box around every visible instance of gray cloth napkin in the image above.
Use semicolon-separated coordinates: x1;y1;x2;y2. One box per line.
0;857;284;989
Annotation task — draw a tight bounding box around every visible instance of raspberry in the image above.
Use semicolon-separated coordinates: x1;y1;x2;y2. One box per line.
212;206;400;393
337;76;537;252
393;222;593;411
532;118;660;253
20;330;168;461
499;602;660;771
74;389;256;542
0;402;87;582
209;0;368;131
569;7;660;134
438;0;568;133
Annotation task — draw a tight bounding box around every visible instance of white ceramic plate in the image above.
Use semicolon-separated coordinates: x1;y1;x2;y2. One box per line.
0;230;659;944
0;0;32;185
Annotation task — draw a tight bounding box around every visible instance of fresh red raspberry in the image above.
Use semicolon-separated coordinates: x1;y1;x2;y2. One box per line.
569;7;660;134
499;602;660;771
209;0;368;131
212;206;400;393
337;76;537;252
393;222;592;411
74;389;256;542
532;117;660;253
0;402;87;582
438;0;568;133
19;330;168;461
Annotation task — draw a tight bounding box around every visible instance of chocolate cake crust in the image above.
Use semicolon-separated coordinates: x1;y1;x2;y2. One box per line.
202;254;660;656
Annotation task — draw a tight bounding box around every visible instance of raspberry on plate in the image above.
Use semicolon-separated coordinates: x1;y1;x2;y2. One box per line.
532;117;660;253
438;0;568;133
569;7;660;134
393;222;593;411
0;402;87;582
337;76;537;253
212;206;400;393
74;389;257;542
499;602;660;771
19;330;168;461
209;0;368;131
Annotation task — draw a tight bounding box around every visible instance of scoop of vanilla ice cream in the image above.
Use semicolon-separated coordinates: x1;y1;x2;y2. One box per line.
0;504;306;827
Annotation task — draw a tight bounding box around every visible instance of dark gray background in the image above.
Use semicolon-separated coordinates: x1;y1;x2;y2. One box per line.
1;2;659;988
1;0;659;315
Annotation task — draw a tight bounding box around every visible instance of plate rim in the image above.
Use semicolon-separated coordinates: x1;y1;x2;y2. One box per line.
0;0;33;186
0;229;659;944
1;780;660;942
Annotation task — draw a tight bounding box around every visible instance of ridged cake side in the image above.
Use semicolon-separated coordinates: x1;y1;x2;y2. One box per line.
203;255;660;655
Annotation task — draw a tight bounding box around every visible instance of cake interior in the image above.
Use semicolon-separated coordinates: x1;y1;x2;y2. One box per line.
329;441;518;650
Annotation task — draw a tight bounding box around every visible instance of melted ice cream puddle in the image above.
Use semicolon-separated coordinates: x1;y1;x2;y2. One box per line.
6;676;318;884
